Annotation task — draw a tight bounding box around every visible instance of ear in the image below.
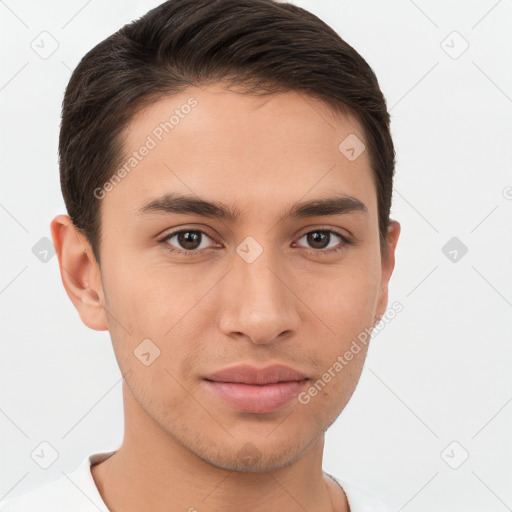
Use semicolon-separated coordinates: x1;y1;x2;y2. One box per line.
50;214;108;331
375;220;401;320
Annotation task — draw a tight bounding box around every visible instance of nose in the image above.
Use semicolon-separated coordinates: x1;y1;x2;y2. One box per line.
218;245;301;346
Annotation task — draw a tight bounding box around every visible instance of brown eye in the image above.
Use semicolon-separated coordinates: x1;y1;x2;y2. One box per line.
296;230;347;252
162;230;216;253
176;231;202;250
305;231;331;249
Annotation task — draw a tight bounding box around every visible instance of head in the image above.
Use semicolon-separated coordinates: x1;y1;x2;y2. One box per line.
52;0;400;472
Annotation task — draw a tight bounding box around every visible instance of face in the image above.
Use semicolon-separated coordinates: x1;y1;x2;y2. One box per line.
56;83;399;473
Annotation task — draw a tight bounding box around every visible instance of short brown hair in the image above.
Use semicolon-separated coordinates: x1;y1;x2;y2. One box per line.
59;0;395;264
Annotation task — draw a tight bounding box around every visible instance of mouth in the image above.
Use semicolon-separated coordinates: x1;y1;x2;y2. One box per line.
203;364;310;413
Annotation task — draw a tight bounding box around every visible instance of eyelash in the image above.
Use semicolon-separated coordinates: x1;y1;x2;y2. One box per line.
157;228;353;258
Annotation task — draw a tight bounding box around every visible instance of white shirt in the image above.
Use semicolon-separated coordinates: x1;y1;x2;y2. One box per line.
0;451;395;511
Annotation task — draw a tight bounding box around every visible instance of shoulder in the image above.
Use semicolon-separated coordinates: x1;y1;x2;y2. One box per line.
0;453;113;512
0;477;83;512
325;471;398;512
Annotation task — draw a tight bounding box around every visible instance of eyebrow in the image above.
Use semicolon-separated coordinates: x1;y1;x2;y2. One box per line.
137;192;368;222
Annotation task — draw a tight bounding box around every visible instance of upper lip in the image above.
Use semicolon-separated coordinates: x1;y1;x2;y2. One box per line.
204;364;309;385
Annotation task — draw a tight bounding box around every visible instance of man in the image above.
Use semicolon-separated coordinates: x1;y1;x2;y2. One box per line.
0;0;400;510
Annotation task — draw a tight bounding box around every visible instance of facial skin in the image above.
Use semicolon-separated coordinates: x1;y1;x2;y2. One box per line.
51;83;400;512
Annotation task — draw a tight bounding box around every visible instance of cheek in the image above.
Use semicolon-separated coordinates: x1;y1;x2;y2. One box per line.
101;261;206;378
314;257;381;331
101;256;193;335
303;258;379;394
297;347;368;433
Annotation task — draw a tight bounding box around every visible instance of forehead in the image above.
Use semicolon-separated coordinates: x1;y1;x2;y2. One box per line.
106;83;377;222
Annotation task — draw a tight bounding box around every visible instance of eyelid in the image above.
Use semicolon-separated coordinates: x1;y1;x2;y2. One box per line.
157;226;220;249
295;224;353;241
157;224;218;241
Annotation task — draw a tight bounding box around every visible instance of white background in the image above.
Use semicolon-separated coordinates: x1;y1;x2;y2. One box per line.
1;0;511;510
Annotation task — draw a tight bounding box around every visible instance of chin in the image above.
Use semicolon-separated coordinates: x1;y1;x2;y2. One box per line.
190;436;308;473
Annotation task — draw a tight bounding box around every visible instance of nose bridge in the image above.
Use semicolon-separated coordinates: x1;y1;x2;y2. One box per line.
218;238;299;344
240;249;282;308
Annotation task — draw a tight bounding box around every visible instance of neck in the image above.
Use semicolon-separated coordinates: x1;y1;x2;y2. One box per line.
91;382;348;512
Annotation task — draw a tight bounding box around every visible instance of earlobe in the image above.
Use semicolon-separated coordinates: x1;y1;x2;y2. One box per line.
50;214;108;331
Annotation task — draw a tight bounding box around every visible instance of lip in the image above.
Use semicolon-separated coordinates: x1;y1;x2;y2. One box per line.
205;364;308;385
203;364;309;413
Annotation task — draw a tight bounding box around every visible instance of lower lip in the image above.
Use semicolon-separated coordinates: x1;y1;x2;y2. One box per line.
204;379;309;413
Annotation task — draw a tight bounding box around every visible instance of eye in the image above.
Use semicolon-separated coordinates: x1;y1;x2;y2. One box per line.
158;227;353;258
294;229;352;254
159;229;218;256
